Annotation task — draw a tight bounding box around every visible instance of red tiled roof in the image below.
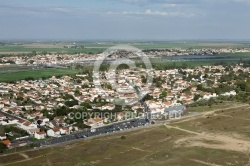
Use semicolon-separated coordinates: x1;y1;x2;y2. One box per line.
36;131;46;135
52;128;60;132
18;119;26;124
2;139;11;146
0;133;6;137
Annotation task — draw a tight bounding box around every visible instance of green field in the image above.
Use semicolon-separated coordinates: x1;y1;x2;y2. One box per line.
0;68;80;82
219;52;250;58
150;60;239;69
0;45;105;55
0;42;249;55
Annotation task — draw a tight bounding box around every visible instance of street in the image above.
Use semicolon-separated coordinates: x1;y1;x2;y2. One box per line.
38;118;149;146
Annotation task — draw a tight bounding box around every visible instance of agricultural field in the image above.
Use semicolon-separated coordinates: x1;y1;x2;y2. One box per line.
0;68;80;82
187;101;242;113
174;104;250;138
219;52;250;58
151;60;238;68
0;41;250;55
1;104;250;166
133;41;250;49
0;44;105;55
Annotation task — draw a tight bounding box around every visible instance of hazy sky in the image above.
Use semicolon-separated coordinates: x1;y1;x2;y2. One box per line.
0;0;250;40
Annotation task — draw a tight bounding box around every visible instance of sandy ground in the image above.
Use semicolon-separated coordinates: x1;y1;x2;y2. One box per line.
166;124;250;153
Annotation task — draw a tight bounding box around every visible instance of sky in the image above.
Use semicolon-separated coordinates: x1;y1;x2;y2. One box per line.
0;0;250;41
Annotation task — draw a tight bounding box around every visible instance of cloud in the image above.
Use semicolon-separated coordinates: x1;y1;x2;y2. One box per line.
122;9;196;17
162;4;179;8
162;3;192;8
115;0;201;5
119;0;148;3
0;5;105;18
0;5;72;16
232;0;250;3
145;9;168;16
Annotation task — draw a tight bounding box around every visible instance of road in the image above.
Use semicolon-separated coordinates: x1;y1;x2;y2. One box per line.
38;118;149;147
1;103;249;159
0;110;23;120
27;104;250;147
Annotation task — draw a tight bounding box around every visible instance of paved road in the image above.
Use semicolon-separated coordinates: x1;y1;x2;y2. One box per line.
0;110;23;120
38;118;149;147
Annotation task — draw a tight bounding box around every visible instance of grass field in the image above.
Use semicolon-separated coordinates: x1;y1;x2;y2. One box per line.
220;52;250;58
174;104;250;138
1;103;250;166
151;60;239;68
187;101;242;112
0;45;105;54
0;68;80;82
0;42;249;55
1;126;249;166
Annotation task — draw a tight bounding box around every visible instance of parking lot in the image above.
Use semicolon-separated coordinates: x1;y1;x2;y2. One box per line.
39;118;149;146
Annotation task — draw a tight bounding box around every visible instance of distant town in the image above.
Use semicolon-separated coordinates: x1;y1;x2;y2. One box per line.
0;47;249;67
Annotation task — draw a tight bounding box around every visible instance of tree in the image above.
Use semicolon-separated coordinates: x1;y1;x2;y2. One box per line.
0;142;7;153
81;102;92;109
141;75;147;84
194;94;201;101
197;84;203;91
37;120;43;127
160;90;167;99
65;100;78;107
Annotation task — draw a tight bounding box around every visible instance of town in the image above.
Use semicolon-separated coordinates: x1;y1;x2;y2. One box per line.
2;0;250;164
0;47;249;67
1;55;250;150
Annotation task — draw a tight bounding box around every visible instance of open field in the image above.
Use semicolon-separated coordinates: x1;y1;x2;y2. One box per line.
187;101;242;113
0;68;80;82
1;104;250;166
174;104;250;139
134;42;250;49
0;42;249;55
152;60;239;68
0;45;105;55
219;52;250;58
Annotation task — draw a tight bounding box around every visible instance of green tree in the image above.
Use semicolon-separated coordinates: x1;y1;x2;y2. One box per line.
0;142;7;153
160;90;167;99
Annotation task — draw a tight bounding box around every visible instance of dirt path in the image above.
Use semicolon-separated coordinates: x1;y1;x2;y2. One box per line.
19;153;29;159
1;154;47;166
166;125;250;153
170;104;249;124
189;159;222;166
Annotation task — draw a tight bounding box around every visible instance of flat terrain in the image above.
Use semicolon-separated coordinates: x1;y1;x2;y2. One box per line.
0;68;79;82
0;42;249;55
1;103;250;166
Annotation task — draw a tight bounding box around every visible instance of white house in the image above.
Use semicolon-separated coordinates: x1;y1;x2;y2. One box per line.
27;128;40;135
0;104;4;109
221;91;237;96
0;118;19;125
34;131;46;140
102;103;115;110
47;128;61;137
85;118;104;128
0;113;6;121
60;128;70;135
203;93;217;100
117;113;125;121
17;120;37;131
37;117;50;126
0;133;6;140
